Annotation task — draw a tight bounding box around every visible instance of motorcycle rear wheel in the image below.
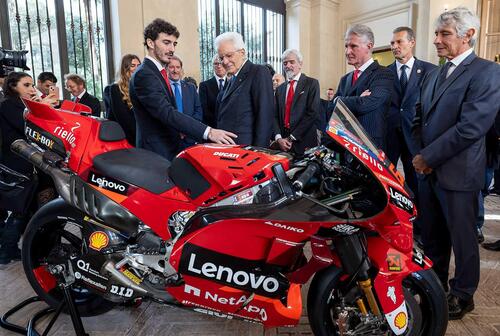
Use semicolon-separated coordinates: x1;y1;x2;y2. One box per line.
307;267;448;336
22;213;115;316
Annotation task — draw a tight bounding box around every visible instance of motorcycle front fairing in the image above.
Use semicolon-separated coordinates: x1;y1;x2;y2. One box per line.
324;100;432;334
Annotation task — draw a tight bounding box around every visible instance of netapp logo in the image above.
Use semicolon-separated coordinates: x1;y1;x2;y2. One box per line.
179;243;289;298
388;186;414;214
88;172;128;195
213;151;239;159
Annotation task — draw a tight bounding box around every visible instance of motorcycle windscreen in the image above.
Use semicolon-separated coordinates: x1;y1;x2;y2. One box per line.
326;100;406;190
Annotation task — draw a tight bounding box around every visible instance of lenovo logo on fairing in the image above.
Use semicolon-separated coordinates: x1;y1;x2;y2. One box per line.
88;172;129;195
179;243;289;298
187;253;279;293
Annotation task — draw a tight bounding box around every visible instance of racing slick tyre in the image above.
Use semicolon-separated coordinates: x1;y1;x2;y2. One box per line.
307;266;448;336
22;199;115;316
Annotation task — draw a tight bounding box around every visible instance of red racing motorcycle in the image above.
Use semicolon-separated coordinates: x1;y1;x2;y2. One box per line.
13;98;447;335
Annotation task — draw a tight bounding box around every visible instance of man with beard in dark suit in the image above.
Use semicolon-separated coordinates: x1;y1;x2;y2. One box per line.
214;32;274;147
412;7;500;320
199;54;226;128
129;19;236;160
331;24;394;149
273;49;320;156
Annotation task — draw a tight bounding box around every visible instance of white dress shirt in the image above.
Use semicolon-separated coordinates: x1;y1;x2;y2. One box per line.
396;56;415;80
445;48;474;78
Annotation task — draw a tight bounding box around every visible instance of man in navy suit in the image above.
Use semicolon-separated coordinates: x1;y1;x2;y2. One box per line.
331;24;394;149
215;32;274;148
386;27;436;238
167;55;203;150
273;49;320;156
199;55;226;128
129;19;236;161
412;7;500;320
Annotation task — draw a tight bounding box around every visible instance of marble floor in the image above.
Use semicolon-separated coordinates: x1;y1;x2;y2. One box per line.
0;196;499;336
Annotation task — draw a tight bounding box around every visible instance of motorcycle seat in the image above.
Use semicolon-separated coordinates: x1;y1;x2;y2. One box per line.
92;148;175;194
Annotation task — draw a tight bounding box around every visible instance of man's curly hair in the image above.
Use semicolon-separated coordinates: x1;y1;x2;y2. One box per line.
143;19;180;49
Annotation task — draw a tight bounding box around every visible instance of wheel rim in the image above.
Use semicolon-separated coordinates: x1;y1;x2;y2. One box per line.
26;219;101;306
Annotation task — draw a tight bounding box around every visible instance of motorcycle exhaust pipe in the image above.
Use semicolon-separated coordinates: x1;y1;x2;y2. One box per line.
103;261;176;304
11;139;72;202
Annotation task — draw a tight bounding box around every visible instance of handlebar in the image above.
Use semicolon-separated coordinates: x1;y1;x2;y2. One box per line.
292;161;320;191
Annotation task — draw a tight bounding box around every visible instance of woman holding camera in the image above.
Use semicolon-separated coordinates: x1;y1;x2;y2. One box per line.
104;54;141;145
0;71;55;265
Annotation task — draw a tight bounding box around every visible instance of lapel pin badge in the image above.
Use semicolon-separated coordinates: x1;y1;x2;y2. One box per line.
417;69;422;74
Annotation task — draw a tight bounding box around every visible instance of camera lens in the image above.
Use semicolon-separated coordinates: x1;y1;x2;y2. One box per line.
0;48;30;70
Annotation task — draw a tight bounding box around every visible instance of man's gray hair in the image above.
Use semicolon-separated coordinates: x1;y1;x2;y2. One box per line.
345;24;374;45
281;49;303;63
435;7;480;47
393;26;415;41
214;31;246;51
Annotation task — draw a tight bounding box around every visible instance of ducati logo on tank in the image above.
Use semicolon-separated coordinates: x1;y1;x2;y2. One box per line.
179;243;289;298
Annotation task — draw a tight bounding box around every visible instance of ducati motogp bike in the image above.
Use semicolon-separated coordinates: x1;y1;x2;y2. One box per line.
12;98;448;335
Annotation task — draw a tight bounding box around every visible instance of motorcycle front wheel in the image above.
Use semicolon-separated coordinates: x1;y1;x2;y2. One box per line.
307;267;448;336
22;206;115;316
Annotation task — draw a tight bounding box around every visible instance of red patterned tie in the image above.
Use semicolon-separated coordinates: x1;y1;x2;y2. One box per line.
284;80;295;128
74;97;80;104
160;68;173;95
352;69;360;86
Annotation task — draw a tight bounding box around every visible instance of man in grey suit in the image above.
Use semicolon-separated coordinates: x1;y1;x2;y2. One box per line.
412;7;500;320
273;49;320;156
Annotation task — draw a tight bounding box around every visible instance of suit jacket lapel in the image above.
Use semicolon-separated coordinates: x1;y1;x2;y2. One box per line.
144;58;174;102
292;75;306;109
428;54;475;114
389;62;402;96
222;61;251;101
278;83;287;124
181;81;188;111
347;61;377;95
401;59;421;104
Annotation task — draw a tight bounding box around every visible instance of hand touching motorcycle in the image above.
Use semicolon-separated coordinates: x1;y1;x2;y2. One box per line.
208;128;238;145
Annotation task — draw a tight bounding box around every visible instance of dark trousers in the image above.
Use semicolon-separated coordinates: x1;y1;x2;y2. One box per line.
419;175;479;300
386;127;420;233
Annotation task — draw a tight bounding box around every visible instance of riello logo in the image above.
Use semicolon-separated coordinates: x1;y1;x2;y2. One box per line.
187;253;280;293
53;122;80;148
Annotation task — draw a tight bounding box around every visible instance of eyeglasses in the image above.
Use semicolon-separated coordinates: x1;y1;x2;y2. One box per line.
217;49;242;63
213;62;223;66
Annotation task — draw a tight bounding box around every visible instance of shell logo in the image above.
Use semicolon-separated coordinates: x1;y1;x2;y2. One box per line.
89;231;109;251
394;311;407;329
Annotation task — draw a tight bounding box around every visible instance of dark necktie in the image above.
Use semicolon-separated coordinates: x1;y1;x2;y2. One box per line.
436;62;453;89
218;78;224;91
173;82;183;113
400;64;408;94
284;80;295;128
74;97;80;104
160;68;173;95
352;69;361;86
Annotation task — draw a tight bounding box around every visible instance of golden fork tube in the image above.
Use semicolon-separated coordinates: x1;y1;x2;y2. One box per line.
356;298;368;315
358;279;381;316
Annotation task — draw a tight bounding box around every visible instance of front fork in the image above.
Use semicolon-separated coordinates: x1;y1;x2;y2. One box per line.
333;234;414;335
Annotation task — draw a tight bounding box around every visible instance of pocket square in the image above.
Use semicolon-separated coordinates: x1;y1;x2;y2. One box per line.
299;91;305;95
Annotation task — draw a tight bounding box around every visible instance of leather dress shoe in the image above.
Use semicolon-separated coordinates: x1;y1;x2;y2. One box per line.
448;294;474;320
483;239;500;251
477;228;484;244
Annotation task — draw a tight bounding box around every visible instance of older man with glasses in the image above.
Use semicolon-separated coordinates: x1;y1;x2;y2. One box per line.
214;31;274;148
199;54;227;128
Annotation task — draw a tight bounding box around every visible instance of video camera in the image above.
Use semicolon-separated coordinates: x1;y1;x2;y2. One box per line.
0;47;30;77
